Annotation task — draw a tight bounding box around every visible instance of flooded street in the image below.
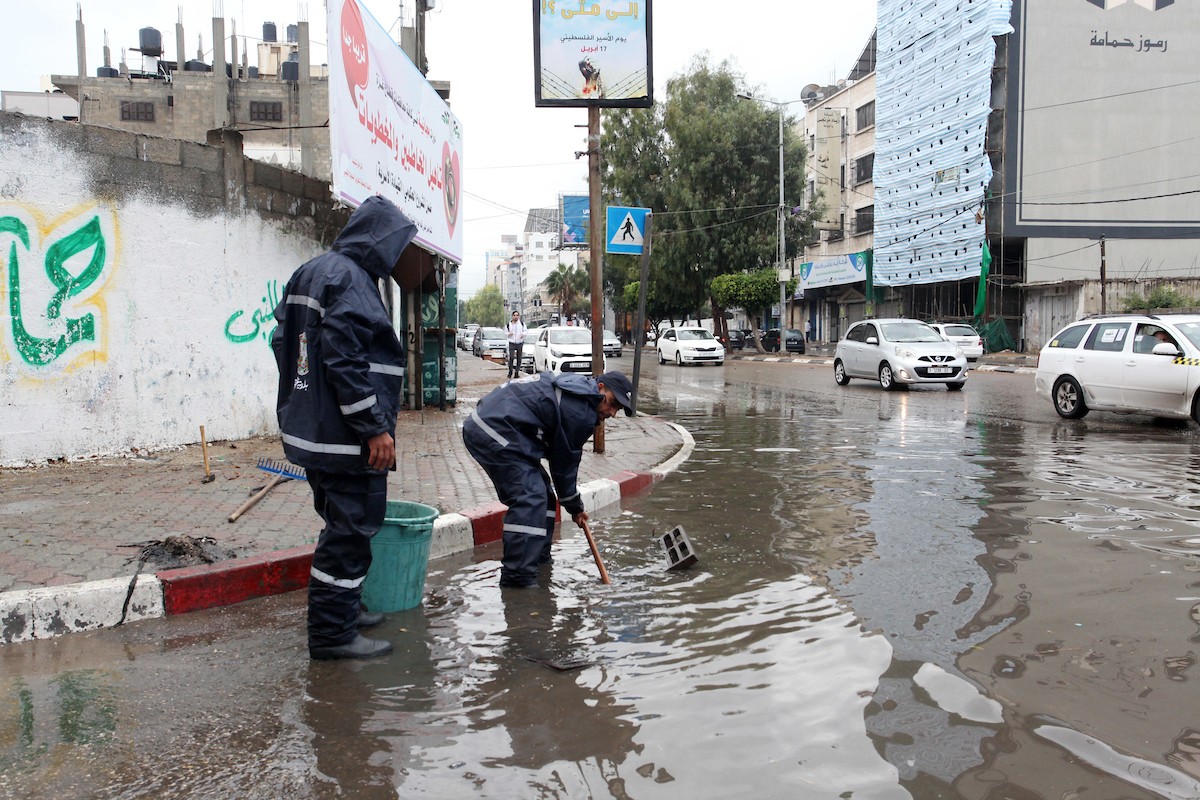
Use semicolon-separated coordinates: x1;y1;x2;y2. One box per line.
4;362;1200;798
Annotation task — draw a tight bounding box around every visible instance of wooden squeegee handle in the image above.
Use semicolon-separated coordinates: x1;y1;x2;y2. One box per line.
228;472;284;523
580;519;612;584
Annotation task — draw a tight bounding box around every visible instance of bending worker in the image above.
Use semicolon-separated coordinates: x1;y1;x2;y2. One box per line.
273;196;417;661
463;370;635;588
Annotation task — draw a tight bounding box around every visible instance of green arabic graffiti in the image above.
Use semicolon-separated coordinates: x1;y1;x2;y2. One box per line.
3;215;106;367
224;279;282;345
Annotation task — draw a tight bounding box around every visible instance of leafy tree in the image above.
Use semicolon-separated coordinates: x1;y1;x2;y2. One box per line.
601;55;811;336
711;270;797;352
463;284;505;328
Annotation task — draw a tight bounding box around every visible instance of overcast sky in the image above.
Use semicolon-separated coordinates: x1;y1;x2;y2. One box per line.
0;1;877;298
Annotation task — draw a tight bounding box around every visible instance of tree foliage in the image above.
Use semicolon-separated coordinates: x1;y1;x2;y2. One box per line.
463;284;505;328
601;54;811;330
711;269;798;351
542;263;591;320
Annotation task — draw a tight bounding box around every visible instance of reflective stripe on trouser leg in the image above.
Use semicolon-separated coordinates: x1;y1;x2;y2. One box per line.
306;468;387;648
463;423;555;585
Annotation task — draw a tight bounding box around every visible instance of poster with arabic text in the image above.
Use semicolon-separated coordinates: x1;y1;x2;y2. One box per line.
533;0;653;108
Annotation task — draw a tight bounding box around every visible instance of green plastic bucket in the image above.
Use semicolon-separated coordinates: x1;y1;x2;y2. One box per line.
360;500;439;612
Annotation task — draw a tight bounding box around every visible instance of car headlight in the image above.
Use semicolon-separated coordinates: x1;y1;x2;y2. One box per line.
955;346;964;356
550;348;564;358
894;346;916;359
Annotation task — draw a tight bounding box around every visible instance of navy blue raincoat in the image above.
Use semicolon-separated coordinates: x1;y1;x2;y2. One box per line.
272;196;416;474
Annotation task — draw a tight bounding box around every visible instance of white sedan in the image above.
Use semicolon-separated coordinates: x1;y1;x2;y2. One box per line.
532;326;593;374
657;327;725;366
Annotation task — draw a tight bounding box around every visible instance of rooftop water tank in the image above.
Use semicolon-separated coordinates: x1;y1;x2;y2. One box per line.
184;59;210;72
263;22;277;43
139;27;163;57
281;61;299;82
96;66;120;78
248;66;259;79
287;24;299;43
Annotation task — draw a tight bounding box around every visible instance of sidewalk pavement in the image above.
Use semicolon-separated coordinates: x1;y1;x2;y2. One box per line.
0;356;693;644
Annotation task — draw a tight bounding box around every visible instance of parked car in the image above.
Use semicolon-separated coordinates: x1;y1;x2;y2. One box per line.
762;328;805;354
602;329;623;357
532;326;593;373
657;327;725;366
1035;314;1200;422
457;323;479;351
472;327;508;361
834;318;968;390
725;329;746;351
928;322;984;362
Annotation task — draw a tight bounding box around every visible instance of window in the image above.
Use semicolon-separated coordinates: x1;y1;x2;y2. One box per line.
119;101;154;122
1084;322;1131;353
853;205;874;234
249;101;283;122
1048;324;1089;348
853;153;874;185
856;101;875;131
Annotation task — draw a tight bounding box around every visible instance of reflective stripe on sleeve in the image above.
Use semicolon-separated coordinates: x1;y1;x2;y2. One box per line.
340;394;378;415
282;432;362;456
310;566;366;589
559;491;579;504
469;408;510;448
285;294;325;317
368;362;405;376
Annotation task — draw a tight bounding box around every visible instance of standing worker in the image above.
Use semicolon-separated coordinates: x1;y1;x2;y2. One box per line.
505;310;527;379
273;195;418;661
463;371;635;588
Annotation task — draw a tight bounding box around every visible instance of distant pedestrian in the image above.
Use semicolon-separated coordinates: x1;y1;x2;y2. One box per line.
272;195;418;661
505;310;527;379
462;371;635;588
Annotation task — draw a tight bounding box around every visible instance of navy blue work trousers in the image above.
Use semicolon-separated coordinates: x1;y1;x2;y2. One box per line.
462;420;556;586
306;468;387;648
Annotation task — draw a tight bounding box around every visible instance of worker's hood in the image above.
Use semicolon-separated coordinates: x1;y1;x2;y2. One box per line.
331;195;419;282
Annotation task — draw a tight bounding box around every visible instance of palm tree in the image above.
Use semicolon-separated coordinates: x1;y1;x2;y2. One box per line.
542;263;590;321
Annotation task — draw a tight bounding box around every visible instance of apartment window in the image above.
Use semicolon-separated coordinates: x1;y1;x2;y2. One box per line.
120;101;154;122
856;100;875;131
853;153;875;186
249;101;283;122
854;205;874;234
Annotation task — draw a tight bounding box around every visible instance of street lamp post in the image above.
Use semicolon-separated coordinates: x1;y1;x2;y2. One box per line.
738;93;801;330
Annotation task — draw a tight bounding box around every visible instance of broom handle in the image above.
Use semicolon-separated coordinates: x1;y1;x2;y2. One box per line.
200;425;212;477
580;519;612;584
228;472;283;523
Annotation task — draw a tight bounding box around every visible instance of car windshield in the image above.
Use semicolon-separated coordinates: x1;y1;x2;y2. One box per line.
942;325;977;337
879;322;944;343
549;329;592;345
1172;321;1200;350
481;328;505;341
678;329;714;341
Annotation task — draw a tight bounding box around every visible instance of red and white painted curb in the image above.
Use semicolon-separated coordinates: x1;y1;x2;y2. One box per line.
1;422;695;645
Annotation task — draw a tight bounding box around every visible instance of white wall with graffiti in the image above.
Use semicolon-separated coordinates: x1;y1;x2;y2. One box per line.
0;117;331;466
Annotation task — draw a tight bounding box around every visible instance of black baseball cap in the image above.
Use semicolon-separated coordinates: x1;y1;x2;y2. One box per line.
598;371;635;416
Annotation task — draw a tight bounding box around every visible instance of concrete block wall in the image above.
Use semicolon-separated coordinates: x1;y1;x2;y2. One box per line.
0;112;350;466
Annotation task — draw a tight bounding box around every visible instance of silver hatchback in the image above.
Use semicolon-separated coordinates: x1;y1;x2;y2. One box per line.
834;318;969;391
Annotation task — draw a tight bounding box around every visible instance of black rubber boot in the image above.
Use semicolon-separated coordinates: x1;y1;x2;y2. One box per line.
309;634;393;660
357;610;385;628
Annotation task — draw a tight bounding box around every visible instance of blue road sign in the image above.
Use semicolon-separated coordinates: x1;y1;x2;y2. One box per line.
606;206;651;255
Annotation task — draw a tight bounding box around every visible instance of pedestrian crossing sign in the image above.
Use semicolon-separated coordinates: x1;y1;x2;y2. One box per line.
606;206;651;255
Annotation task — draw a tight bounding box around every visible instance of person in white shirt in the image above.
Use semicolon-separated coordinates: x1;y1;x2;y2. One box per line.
505;311;527;378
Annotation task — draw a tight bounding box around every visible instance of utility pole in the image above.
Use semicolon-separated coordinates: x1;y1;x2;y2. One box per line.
588;105;605;452
1100;235;1107;314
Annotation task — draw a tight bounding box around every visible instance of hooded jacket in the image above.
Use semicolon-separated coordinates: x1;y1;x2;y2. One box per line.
272;196;417;473
466;372;602;515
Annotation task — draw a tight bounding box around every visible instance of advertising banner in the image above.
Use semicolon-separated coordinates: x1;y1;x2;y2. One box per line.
328;0;464;262
799;251;870;291
533;0;653;108
560;193;589;247
812;108;843;231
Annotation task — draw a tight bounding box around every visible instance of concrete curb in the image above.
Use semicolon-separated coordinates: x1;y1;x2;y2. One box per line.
1;426;693;645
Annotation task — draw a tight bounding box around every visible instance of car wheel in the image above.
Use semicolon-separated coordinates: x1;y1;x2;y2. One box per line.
1192;392;1200;426
714;360;724;367
946;381;965;391
834;360;850;386
658;349;666;365
675;351;683;366
879;362;898;391
1053;376;1089;419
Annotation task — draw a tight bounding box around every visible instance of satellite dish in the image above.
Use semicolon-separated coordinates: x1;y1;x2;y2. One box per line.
801;83;821;101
